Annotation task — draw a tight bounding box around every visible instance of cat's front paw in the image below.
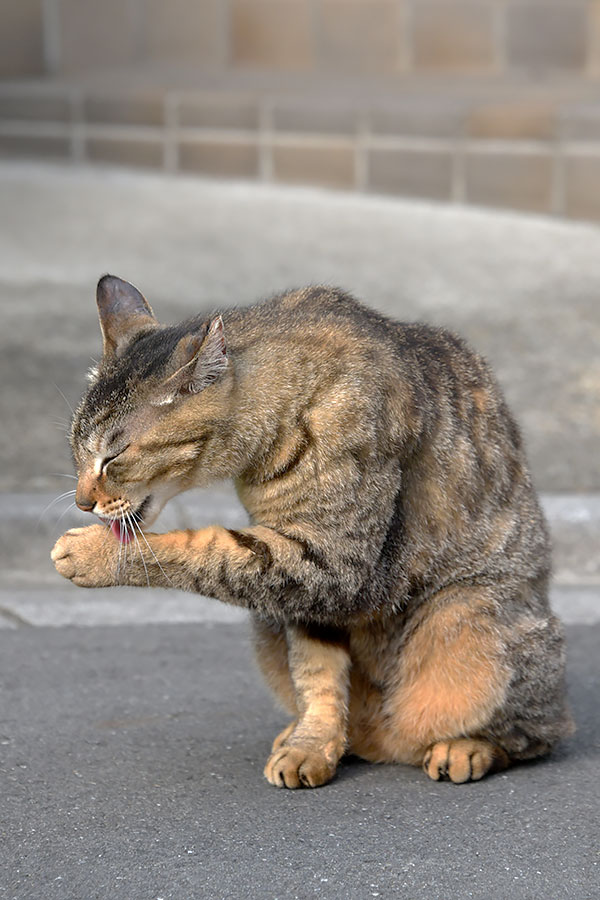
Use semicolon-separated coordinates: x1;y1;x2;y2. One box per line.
264;745;337;789
51;525;117;587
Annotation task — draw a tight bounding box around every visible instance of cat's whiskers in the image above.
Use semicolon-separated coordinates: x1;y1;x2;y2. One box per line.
49;414;70;430
115;518;125;583
49;473;78;479
54;501;77;530
53;383;75;417
131;511;174;588
127;510;150;588
102;512;122;581
37;489;77;528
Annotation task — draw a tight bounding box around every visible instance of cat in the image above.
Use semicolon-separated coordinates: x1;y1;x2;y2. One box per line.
52;274;574;788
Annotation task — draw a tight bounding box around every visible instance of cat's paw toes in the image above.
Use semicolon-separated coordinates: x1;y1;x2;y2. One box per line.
52;554;77;580
270;721;297;753
264;745;336;789
51;531;79;579
423;738;509;784
51;526;114;587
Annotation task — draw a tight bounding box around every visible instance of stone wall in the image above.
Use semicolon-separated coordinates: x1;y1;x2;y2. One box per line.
3;2;600;221
3;0;600;79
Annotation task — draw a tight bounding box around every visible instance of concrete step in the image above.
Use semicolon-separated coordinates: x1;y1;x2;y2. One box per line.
0;489;597;628
0;584;597;630
2;163;599;495
3;77;600;218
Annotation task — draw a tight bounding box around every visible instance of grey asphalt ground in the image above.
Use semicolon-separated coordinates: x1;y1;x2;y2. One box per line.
0;161;598;899
1;622;598;900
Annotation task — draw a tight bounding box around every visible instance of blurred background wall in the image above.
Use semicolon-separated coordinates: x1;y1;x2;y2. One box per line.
2;0;600;218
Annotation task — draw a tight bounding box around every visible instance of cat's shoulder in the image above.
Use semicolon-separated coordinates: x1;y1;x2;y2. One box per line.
234;286;399;342
226;287;485;377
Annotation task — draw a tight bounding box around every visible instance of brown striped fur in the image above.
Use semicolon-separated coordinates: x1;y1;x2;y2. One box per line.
52;276;574;788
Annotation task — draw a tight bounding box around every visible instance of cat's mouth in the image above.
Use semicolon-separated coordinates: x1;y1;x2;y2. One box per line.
108;495;152;544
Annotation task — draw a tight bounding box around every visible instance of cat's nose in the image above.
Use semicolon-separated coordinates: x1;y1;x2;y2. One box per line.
75;484;96;512
76;473;97;512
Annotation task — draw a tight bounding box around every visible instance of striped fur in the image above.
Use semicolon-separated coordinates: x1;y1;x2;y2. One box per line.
52;276;574;788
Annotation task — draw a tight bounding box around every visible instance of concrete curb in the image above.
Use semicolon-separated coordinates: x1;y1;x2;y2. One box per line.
0;489;597;628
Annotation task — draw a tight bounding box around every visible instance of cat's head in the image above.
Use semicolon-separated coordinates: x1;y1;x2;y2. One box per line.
70;275;229;541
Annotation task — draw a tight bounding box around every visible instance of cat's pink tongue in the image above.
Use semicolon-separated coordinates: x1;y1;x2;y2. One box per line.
111;520;133;544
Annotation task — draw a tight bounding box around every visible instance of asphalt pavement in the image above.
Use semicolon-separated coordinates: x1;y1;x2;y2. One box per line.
0;161;598;899
2;622;598;900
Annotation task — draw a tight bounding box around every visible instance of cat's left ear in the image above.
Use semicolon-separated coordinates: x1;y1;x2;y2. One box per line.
154;316;228;405
97;274;158;358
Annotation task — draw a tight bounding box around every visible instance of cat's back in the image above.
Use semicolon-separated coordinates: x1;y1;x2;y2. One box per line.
230;287;550;614
227;286;484;373
225;285;398;350
226;286;517;449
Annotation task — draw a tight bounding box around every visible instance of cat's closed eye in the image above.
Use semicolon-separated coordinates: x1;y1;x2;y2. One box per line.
100;446;129;475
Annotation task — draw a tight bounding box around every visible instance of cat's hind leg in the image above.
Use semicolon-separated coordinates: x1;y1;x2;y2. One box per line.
251;616;300;753
263;625;350;789
252;615;297;715
352;586;515;780
368;584;570;782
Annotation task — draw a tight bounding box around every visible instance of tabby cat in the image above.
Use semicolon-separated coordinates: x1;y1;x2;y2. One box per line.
52;275;573;788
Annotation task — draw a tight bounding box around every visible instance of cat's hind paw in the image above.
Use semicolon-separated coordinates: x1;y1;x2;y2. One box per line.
264;745;336;789
423;738;509;783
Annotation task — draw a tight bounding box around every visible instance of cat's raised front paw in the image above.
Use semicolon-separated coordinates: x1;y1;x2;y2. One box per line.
51;525;117;588
264;745;337;789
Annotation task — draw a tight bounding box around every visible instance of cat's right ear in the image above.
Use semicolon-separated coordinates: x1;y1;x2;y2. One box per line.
96;274;158;358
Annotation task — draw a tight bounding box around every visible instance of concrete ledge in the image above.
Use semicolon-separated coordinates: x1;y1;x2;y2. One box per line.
543;494;600;585
5;80;600;217
0;587;247;629
0;490;597;628
1;162;599;494
0;585;595;630
0;162;597;629
2;489;597;579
